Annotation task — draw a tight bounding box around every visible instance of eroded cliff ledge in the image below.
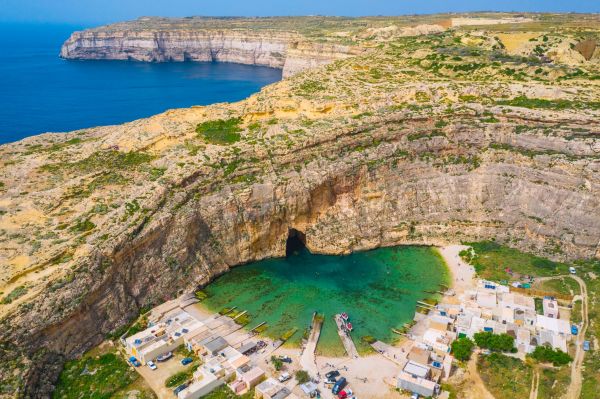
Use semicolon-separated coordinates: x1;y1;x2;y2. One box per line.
59;17;374;77
2;14;600;397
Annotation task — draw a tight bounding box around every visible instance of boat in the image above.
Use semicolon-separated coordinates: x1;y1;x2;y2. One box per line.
341;312;349;321
346;322;353;332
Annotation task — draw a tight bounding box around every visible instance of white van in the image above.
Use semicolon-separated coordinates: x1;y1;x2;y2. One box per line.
569;267;576;275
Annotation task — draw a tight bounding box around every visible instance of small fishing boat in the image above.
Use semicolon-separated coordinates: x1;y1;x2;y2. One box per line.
341;312;349;321
346;322;353;332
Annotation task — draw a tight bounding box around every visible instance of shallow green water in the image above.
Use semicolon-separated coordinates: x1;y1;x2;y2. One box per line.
201;246;449;355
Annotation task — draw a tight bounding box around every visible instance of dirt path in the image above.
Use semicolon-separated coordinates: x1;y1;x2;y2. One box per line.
563;275;588;399
529;368;540;399
467;352;496;399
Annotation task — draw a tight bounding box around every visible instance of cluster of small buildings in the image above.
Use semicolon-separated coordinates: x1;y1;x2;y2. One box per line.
451;280;573;352
397;279;574;398
124;307;296;399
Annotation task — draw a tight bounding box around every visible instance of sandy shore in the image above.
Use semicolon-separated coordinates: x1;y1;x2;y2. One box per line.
438;245;476;295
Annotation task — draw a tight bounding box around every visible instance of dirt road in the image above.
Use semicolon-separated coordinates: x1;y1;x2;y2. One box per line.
563;275;588;399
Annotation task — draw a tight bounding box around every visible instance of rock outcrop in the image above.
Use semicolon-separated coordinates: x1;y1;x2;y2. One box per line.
1;14;600;398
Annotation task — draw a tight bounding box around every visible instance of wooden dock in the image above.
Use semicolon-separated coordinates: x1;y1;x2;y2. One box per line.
334;314;359;358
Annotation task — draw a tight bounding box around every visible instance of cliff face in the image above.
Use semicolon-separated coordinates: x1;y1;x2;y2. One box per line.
60;25;363;77
2;16;600;397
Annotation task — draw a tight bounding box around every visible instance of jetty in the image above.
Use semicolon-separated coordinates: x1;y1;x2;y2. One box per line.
300;312;323;377
335;314;359;358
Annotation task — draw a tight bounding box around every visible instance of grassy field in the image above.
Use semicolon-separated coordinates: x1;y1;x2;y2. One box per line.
463;241;568;282
537;277;580;297
578;259;600;399
111;377;157;399
53;344;138;399
537;366;571;399
477;353;532;398
199;385;255;399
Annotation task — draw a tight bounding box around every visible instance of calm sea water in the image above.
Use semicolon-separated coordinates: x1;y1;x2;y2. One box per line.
201;246;449;355
0;23;282;145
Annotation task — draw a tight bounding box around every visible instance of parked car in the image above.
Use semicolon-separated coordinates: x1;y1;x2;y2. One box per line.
571;325;579;335
173;383;188;395
278;355;292;363
181;357;193;366
156;352;172;362
278;372;291;382
332;377;346;395
146;360;157;370
128;356;141;367
569;267;577;275
325;370;340;379
411;393;419;399
583;341;590;351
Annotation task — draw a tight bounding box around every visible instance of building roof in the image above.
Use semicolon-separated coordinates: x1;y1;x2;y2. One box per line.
272;387;292;399
238;341;257;354
403;360;430;378
241;366;265;382
398;371;437;390
536;315;571;335
204;336;229;353
408;347;431;365
300;382;319;394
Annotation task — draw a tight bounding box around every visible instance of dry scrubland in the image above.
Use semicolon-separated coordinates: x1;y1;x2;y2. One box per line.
0;12;599;398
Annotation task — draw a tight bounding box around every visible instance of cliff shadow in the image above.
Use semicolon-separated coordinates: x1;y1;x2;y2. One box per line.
286;228;306;257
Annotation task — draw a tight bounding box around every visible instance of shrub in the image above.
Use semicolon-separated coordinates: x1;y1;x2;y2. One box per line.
474;332;514;352
1;286;28;304
295;370;310;384
452;337;475;361
196;118;242;145
270;356;283;371
528;345;572;366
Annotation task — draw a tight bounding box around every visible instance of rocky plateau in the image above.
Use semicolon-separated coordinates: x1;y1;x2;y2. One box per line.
1;13;600;398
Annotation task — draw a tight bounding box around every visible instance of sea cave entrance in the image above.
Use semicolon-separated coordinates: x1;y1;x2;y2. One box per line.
286;228;306;257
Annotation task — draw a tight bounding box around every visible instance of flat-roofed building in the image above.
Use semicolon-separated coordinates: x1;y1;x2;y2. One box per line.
397;371;439;398
543;297;560;319
537;315;571;335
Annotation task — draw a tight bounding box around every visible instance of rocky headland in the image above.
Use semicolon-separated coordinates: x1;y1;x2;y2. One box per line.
1;13;600;397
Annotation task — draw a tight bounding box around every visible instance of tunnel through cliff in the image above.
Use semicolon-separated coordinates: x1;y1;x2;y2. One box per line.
286;228;306;256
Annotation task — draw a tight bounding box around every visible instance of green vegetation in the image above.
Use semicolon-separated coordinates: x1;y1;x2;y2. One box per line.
477;353;532;399
462;241;567;282
575;259;600;398
538;277;580;296
571;299;582;324
53;349;138;399
1;286;28;304
537;366;570;399
165;363;199;387
200;385;255;399
296;80;326;96
496;96;600;111
195;118;242;145
41;150;154;175
270;355;283;371
295;370;310;384
528;344;572;366
194;290;209;301
473;332;515;352
451;337;475;361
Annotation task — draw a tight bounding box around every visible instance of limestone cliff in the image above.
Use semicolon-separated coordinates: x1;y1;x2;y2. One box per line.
60;17;366;77
1;14;600;398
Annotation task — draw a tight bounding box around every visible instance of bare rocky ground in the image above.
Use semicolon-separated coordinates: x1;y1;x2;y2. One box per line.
0;13;599;398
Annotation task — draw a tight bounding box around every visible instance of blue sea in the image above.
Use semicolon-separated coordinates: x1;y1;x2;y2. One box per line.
0;23;282;145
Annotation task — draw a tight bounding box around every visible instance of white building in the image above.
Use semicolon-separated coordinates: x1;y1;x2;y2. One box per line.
125;310;205;363
543;298;560;319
